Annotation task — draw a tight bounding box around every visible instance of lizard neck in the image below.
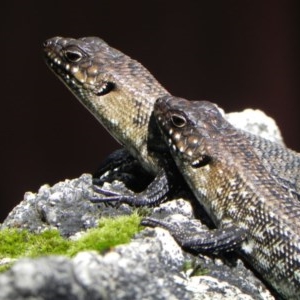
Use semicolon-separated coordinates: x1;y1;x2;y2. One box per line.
75;86;169;173
43;36;169;174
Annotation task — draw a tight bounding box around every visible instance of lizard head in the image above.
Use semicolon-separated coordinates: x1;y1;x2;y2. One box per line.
154;95;232;168
43;36;167;166
43;37;120;103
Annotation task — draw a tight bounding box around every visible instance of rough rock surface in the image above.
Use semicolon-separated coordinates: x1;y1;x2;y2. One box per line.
226;108;284;144
0;201;274;300
0;109;280;300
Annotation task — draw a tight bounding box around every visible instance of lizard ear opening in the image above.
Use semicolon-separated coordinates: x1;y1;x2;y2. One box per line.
95;82;115;96
191;155;211;168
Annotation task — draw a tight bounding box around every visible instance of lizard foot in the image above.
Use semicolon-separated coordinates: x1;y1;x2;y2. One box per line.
142;217;247;254
90;169;172;207
90;181;137;204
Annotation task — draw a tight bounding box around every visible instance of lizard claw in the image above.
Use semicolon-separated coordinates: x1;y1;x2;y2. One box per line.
90;169;172;207
90;181;137;204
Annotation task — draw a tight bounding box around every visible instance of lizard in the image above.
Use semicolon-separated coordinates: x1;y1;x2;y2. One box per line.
43;36;179;206
142;95;300;299
43;36;297;208
44;37;300;297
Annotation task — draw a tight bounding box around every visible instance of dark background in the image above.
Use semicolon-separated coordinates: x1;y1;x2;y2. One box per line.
1;1;299;222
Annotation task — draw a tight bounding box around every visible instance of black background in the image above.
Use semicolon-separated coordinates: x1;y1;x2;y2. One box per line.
1;0;299;222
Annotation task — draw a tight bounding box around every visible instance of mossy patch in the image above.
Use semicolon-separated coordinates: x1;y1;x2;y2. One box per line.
182;259;209;277
0;264;12;273
0;229;70;258
68;212;142;255
0;213;142;271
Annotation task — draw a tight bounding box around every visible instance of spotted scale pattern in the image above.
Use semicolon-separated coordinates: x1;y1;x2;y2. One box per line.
154;95;300;299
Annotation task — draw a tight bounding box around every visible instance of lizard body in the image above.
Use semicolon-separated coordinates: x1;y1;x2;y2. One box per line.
44;36;294;207
44;37;168;175
44;36;179;205
44;37;300;297
149;95;300;299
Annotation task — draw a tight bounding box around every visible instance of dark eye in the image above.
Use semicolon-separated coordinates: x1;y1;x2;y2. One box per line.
64;49;83;62
171;114;186;128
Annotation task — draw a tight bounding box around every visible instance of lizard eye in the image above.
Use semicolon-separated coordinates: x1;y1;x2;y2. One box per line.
171;114;186;128
64;49;83;62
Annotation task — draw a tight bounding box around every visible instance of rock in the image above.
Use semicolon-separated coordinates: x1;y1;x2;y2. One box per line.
0;218;273;299
226;108;284;144
0;108;280;299
1;174;133;237
0;199;274;300
0;228;189;300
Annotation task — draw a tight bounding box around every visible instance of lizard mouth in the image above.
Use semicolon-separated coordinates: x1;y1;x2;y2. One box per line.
44;49;82;91
166;133;211;168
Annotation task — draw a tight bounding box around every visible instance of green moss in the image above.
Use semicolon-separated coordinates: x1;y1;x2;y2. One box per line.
0;263;13;273
182;259;210;277
67;212;142;255
0;213;142;271
182;260;193;273
0;229;70;258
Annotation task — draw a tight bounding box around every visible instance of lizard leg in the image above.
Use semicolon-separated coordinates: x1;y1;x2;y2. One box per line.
141;217;247;254
93;148;153;192
90;168;173;207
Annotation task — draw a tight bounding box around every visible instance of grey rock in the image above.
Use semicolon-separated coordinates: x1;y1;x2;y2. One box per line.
0;108;280;299
0;200;274;300
2;174;97;236
1;174;133;237
226;108;284;144
0;228;190;300
0;214;273;299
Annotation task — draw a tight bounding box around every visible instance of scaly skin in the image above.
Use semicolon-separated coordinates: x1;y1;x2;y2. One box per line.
44;37;300;297
44;36;182;205
43;37;169;175
44;36;296;207
151;95;300;299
